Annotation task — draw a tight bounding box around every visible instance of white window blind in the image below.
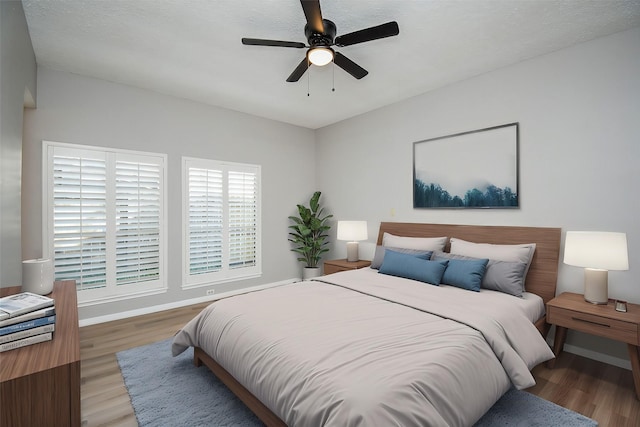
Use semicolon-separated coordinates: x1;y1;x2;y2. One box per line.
44;142;167;304
188;167;223;275
115;160;162;286
228;171;258;270
183;158;261;288
52;153;108;291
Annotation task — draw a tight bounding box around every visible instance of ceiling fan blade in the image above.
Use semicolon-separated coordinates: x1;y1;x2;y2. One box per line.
334;21;399;47
333;52;368;79
300;0;324;34
286;57;310;82
242;38;306;48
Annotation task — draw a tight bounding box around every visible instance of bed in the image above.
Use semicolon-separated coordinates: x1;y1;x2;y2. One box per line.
172;222;561;426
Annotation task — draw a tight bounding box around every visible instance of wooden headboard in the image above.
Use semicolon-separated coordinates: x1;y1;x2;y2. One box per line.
377;222;562;305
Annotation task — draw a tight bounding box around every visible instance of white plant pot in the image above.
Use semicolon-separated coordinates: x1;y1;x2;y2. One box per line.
302;267;322;280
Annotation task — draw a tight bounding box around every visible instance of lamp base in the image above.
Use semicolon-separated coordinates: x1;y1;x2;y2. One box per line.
346;242;359;262
583;268;608;305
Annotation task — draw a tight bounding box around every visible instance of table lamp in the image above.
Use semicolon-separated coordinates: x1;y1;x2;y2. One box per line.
563;231;629;305
337;221;368;262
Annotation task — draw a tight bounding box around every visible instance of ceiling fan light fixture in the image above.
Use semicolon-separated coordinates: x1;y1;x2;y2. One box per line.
307;47;334;66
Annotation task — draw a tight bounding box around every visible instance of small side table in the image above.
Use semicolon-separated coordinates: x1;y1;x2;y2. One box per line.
547;292;640;400
0;281;80;426
323;259;371;275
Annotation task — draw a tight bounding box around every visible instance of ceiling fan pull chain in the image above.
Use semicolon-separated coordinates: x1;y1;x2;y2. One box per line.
307;58;311;96
332;61;335;92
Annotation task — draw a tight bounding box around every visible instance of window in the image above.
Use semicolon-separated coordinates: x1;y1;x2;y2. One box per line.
182;157;261;288
43;141;167;305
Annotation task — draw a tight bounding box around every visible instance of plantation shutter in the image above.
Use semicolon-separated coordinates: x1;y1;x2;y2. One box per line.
183;158;261;287
52;153;108;291
228;170;258;269
45;141;167;303
115;160;162;285
188;167;223;275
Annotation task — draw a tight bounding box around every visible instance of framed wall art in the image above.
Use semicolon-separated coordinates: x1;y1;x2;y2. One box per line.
413;122;519;209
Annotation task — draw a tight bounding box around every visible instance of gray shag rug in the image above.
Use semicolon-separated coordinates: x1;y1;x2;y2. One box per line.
117;339;598;427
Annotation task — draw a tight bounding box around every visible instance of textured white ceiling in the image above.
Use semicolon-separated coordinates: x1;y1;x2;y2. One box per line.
22;0;640;129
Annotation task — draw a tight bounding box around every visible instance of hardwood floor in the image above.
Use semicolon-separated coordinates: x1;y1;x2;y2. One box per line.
530;354;640;426
79;302;210;426
80;304;640;426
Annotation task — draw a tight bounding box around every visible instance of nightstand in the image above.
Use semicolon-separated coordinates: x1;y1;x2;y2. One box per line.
547;292;640;400
323;259;371;275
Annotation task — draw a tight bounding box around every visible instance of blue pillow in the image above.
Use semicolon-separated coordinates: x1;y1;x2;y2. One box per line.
379;250;448;285
370;246;433;269
438;257;489;292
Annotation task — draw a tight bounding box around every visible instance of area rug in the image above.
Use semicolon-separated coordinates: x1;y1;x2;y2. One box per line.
117;339;598;427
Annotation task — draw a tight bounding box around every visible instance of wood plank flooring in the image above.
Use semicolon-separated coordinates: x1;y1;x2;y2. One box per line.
79;302;210;426
79;303;640;426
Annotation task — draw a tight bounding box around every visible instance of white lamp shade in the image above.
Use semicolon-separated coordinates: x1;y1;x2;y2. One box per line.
337;221;368;241
564;231;629;271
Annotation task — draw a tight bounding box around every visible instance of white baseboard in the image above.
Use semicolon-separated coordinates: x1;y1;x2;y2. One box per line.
562;343;631;371
79;278;299;327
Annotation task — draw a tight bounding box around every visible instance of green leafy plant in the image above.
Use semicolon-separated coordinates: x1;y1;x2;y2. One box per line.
288;191;333;268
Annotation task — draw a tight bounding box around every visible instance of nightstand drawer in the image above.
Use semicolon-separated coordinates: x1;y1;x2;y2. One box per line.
548;306;639;345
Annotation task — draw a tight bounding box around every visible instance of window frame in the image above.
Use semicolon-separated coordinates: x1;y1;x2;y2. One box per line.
42;141;168;306
181;156;262;289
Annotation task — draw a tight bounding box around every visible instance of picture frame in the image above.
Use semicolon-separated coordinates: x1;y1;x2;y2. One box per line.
413;123;519;209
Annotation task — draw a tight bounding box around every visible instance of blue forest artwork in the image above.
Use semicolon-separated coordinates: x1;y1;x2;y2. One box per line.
413;123;519;209
414;181;517;208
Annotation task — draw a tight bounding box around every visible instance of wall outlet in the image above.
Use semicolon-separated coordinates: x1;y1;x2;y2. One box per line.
206;289;215;296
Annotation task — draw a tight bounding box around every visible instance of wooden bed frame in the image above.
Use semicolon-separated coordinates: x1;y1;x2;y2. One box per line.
193;222;561;427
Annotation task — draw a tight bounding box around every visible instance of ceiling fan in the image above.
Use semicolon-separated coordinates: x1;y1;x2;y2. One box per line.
241;0;399;82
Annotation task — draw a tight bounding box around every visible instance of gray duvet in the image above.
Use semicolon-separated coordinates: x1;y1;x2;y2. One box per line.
172;269;554;427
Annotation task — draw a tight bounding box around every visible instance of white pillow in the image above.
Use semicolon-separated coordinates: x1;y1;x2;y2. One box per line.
382;232;447;251
449;237;536;285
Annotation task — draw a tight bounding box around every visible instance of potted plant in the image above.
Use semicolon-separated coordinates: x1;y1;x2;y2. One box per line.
288;191;332;279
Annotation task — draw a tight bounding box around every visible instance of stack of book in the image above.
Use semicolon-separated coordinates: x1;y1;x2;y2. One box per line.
0;292;56;352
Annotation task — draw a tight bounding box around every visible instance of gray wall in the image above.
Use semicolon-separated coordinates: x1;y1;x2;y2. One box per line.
0;0;37;286
317;27;640;366
22;67;316;320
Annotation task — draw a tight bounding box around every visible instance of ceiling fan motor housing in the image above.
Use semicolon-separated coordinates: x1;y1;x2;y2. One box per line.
305;19;336;47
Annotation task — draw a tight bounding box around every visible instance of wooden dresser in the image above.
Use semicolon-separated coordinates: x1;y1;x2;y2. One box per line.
0;280;80;427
